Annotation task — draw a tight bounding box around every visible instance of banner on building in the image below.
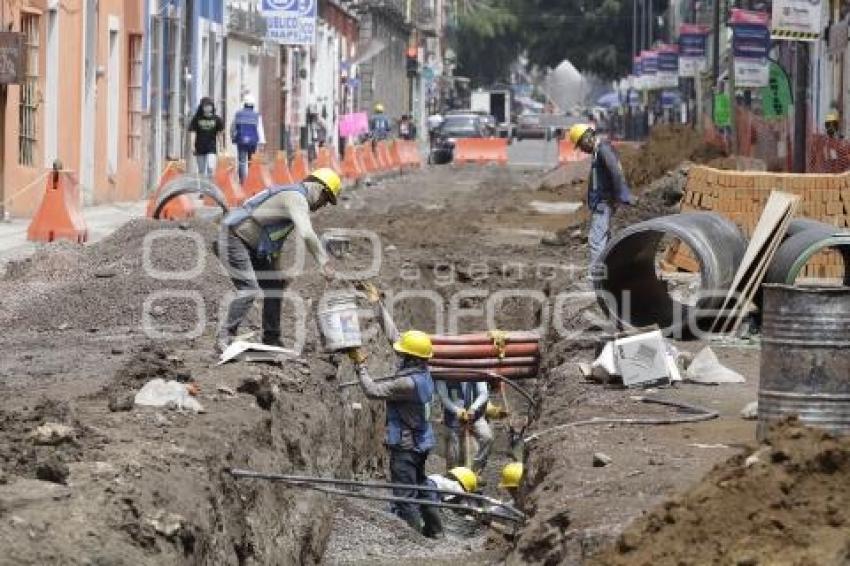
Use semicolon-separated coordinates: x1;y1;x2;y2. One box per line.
771;0;824;41
656;45;679;88
262;0;317;45
640;50;658;90
339;112;369;137
678;24;709;77
731;9;771;89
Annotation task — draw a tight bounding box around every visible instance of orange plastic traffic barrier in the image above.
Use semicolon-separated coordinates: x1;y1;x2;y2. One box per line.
212;156;247;207
313;146;342;173
452;138;509;165
290;150;309;181
558;139;586;164
396;140;423;169
271;151;295;184
375;141;397;172
146;161;196;220
340;144;364;180
356;144;379;174
242;154;273;197
27;169;89;243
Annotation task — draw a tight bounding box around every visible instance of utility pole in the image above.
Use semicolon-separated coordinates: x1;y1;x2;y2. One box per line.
632;0;637;61
640;0;646;51
712;0;720;83
793;42;809;172
648;0;653;47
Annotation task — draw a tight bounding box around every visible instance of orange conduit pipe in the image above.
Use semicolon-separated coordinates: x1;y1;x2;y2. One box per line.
429;332;541;345
430;366;537;379
431;342;539;359
429;356;539;368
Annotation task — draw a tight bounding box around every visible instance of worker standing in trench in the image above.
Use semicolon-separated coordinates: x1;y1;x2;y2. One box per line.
215;168;342;353
346;284;443;538
436;379;493;477
567;124;634;278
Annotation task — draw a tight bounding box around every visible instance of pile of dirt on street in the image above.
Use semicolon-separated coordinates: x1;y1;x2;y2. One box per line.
0;218;231;331
619;124;726;189
588;419;850;566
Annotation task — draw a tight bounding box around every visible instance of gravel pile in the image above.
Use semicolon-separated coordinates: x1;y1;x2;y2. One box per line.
0;219;232;332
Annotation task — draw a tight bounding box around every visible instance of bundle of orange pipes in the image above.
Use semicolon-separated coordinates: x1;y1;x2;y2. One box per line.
427;331;541;383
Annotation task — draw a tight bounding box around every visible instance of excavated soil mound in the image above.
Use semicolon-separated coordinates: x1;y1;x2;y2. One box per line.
619;124;725;189
589;419;850;566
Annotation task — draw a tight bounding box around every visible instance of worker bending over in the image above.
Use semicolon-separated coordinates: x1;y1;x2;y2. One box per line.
437;380;493;474
568;124;633;277
216;168;341;353
348;291;441;538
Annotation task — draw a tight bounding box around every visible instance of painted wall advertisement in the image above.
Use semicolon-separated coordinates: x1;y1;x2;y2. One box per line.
771;0;824;40
656;45;679;88
678;24;709;78
262;0;317;45
731;9;771;89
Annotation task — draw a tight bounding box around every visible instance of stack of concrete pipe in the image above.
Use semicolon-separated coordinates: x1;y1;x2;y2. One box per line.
428;331;541;383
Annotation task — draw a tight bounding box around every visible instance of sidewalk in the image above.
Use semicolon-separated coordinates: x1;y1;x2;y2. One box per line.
0;200;147;268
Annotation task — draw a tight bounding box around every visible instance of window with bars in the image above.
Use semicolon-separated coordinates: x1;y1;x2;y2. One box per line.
19;13;39;167
128;34;143;160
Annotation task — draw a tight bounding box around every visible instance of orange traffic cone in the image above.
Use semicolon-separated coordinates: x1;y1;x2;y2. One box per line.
271;151;295;184
242;154;273;197
27;167;89;243
146;161;196;220
212;155;247;206
290;150;309;181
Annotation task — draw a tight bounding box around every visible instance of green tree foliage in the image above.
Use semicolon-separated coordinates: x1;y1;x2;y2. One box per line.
452;0;522;85
454;0;669;82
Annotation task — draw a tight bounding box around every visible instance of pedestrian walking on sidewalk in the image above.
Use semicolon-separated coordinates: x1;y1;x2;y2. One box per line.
568;123;633;278
437;379;493;474
347;288;442;538
188;97;224;178
215;168;341;352
231;94;266;184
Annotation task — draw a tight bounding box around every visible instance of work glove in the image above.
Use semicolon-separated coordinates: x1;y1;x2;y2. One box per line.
321;262;336;281
347;348;368;365
457;409;470;424
355;281;382;304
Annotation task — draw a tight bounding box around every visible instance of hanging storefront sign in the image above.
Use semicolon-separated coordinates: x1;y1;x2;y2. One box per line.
760;61;793;119
0;32;24;85
262;0;318;45
632;55;643;91
656;44;679;88
678;24;709;78
714;93;732;127
771;0;824;41
661;90;679;110
641;50;658;90
731;9;771;89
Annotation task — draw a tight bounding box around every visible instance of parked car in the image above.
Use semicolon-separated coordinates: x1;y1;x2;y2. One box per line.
446;109;497;136
429;114;488;164
514;113;552;141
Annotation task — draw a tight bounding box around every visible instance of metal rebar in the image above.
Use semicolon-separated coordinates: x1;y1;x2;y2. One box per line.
226;468;525;520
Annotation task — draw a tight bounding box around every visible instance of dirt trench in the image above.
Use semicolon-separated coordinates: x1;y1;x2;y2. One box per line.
0;164;589;565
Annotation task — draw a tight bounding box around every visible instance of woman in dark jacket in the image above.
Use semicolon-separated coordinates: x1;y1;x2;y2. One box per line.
188;97;224;177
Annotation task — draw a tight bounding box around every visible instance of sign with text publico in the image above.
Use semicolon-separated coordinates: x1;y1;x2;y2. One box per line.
640;50;658;90
771;0;824;41
678;24;709;78
262;0;317;45
656;44;679;88
0;32;24;85
731;9;771;89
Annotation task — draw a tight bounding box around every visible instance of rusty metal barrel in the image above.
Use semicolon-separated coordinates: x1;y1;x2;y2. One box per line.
758;285;850;439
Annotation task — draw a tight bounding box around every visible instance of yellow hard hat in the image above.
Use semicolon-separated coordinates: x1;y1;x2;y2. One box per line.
826;111;840;123
485;402;509;420
448;467;477;493
499;462;523;489
568;123;594;145
393;330;433;359
305;167;342;204
374;103;385;113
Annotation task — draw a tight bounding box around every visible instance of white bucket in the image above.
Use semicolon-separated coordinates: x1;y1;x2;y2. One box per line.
318;295;362;351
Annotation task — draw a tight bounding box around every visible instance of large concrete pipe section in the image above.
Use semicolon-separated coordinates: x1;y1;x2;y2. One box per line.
594;212;747;339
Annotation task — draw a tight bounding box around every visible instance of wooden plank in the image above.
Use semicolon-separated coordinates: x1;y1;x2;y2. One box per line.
711;191;801;333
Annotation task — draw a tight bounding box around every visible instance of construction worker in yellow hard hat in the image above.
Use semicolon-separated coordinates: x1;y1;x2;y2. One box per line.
825;110;843;139
564;123;633;278
216;167;342;353
370;102;391;143
347;284;441;538
499;461;523;500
